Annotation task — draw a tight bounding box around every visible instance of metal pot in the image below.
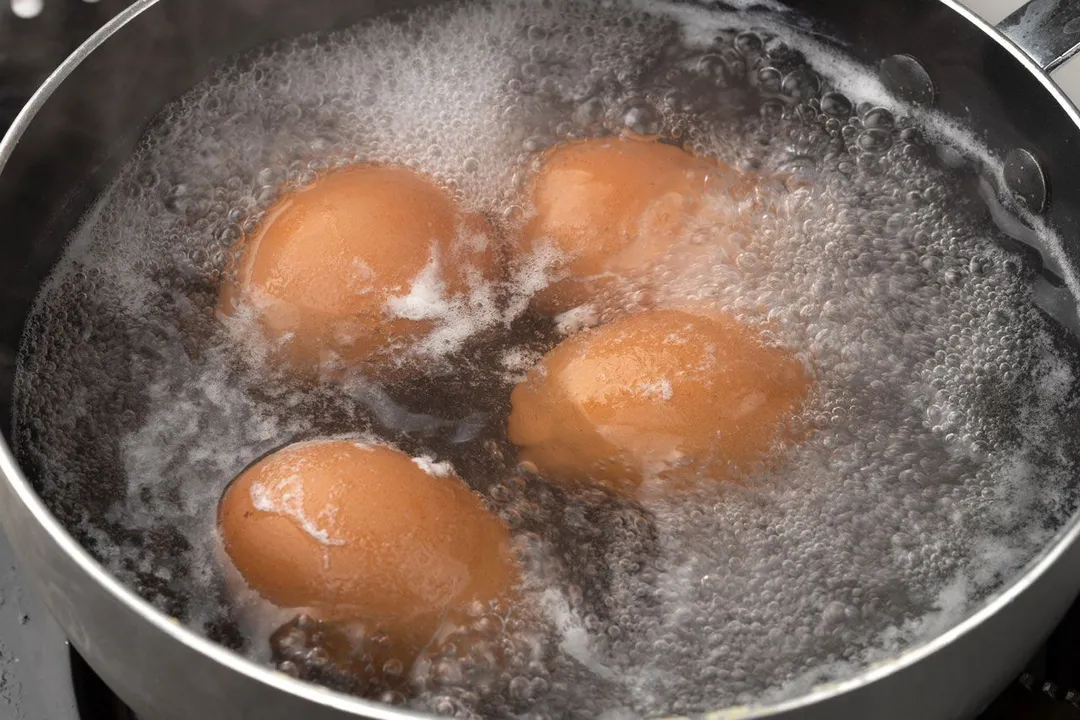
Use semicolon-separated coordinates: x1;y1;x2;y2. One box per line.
2;0;1080;718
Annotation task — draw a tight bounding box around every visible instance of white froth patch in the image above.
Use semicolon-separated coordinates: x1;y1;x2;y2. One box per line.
385;239;576;360
501;347;540;372
500;346;542;383
555;304;600;335
411;455;455;477
386;246;449;323
385;243;502;359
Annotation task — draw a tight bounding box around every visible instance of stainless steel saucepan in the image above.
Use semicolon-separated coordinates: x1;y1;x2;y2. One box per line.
2;0;1080;717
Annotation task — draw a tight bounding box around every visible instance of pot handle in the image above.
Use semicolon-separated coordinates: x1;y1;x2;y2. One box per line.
999;0;1080;72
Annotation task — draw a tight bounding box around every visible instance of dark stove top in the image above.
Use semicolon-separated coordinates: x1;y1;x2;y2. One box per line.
0;1;1079;719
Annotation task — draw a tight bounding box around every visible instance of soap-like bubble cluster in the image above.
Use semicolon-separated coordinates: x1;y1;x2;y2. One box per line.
12;0;1080;717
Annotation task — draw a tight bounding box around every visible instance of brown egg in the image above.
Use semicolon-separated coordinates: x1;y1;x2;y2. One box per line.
219;165;498;373
217;439;518;673
515;136;755;315
507;308;810;498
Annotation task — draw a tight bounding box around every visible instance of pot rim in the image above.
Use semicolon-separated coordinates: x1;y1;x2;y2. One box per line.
2;1;1079;718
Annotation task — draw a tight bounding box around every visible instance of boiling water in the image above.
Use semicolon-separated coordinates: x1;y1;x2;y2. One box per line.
12;0;1080;717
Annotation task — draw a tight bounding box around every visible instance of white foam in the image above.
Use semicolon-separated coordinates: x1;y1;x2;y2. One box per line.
554;304;600;335
386;247;450;323
411;455;456;478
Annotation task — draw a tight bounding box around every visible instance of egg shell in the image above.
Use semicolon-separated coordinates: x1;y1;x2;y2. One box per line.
217;439;519;659
219;165;499;373
516;136;756;315
507;308;811;497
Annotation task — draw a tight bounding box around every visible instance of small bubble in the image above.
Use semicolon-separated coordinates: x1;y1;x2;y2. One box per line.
757;66;782;94
735;31;764;55
781;69;820;99
760;100;785;123
500;674;529;701
857;129;893;153
623;104;661;135
862;107;895;129
523;135;554;153
820;92;853;118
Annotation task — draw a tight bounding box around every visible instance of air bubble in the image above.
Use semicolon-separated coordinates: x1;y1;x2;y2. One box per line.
820;91;853;118
760;100;784;123
781;69;820;100
862;107;894;129
857;129;892;154
969;256;990;275
623;104;662;135
735;31;763;55
757;67;782;94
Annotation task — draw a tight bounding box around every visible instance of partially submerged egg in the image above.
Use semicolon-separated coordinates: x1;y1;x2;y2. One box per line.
507;308;810;498
217;438;519;675
515;136;754;315
219;165;498;373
